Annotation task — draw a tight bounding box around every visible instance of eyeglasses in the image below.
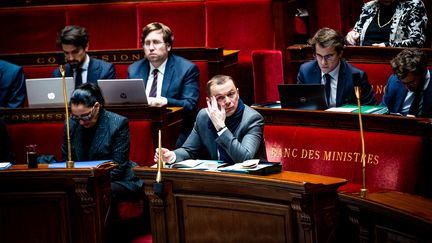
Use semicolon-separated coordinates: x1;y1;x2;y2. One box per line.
215;89;238;103
143;40;166;48
71;105;96;122
314;53;337;62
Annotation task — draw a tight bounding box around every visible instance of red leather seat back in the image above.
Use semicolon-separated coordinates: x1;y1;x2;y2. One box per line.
129;120;154;167
7;123;64;164
251;50;284;103
264;125;422;193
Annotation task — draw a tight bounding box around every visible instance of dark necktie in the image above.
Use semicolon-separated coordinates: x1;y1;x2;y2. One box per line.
408;90;423;116
324;73;332;105
74;68;83;88
149;69;159;97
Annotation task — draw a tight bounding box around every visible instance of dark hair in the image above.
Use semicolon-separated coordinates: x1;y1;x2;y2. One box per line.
57;25;89;49
391;48;428;80
141;22;173;48
70;83;105;107
206;75;237;97
308;27;345;54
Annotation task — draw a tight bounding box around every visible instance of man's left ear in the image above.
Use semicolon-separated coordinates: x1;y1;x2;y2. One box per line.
85;44;89;52
167;44;172;52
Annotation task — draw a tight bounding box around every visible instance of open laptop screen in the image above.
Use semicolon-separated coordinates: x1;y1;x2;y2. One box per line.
26;77;74;108
97;79;147;105
278;84;328;110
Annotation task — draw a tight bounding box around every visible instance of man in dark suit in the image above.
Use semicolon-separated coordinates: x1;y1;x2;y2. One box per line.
155;75;266;165
128;22;200;146
0;60;26;108
381;48;432;117
53;25;115;87
297;27;376;107
128;22;199;111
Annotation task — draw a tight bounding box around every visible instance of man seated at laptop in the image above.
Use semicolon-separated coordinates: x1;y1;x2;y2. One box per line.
297;27;376;107
381;48;432;118
53;25;116;87
128;22;199;147
0;59;25;108
154;75;266;165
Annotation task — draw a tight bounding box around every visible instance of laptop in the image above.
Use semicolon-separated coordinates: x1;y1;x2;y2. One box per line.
278;84;328;110
26;77;74;107
97;79;147;105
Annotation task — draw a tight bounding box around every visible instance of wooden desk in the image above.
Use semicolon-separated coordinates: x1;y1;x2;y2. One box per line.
0;166;111;243
135;168;347;243
339;190;432;242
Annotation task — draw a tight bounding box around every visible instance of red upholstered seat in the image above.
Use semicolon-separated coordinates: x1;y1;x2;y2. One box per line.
7;123;64;164
66;4;137;50
23;66;57;79
351;63;393;104
264;125;422;193
129;120;154;167
136;1;206;47
0;6;66;54
251;50;284;103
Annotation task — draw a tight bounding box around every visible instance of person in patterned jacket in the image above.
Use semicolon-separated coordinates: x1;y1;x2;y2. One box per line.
346;0;428;47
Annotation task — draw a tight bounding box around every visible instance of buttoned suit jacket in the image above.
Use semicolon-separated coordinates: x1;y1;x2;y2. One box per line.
127;53;200;111
0;60;26;108
174;105;267;164
381;69;432;117
52;57;116;83
297;59;377;106
62;109;142;191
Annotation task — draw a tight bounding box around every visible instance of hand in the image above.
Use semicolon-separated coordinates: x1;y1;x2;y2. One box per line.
372;43;386;47
148;97;167;107
346;30;359;45
154;148;175;163
205;96;226;131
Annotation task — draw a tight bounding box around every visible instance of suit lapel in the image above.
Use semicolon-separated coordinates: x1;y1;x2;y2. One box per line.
71;123;85;161
141;60;150;87
161;56;175;96
336;61;349;106
87;58;101;83
88;111;109;160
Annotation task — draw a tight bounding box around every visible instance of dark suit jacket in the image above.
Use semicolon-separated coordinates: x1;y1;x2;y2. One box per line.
62;109;142;191
174;105;267;164
127;53;200;111
0;60;26;108
52;57;116;83
297;59;377;106
381;70;432;117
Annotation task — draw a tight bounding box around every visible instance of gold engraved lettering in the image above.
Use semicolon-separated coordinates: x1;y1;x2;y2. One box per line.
120;54;129;61
132;54;141;61
323;151;332;161
36;58;45;64
47;57;56;64
101;55;109;62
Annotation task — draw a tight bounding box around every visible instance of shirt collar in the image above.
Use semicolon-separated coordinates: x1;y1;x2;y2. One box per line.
149;57;168;75
81;54;90;71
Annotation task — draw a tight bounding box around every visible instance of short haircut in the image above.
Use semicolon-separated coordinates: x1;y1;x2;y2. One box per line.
57;25;89;49
141;22;173;48
70;83;105;107
308;27;345;54
391;48;428;80
206;75;237;97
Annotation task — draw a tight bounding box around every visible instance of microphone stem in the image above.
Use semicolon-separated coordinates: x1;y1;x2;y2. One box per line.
355;86;367;197
60;65;74;168
156;129;162;183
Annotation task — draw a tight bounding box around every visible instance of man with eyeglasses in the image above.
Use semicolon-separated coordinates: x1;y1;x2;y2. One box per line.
128;22;200;147
297;27;376;107
154;75;266;165
53;25;116;87
381;49;432;117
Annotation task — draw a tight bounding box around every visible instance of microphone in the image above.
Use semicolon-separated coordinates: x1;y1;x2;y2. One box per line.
153;129;163;197
58;52;74;168
353;72;367;197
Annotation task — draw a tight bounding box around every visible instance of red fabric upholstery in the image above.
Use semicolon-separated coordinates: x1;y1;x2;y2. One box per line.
129;120;154;167
115;64;129;79
66;4;137;49
295;16;308;35
351;63;393;104
264;125;423;193
251;50;284;103
7;123;64;164
194;61;209;108
136;1;206;47
23;66;57;79
0;6;66;54
131;234;152;243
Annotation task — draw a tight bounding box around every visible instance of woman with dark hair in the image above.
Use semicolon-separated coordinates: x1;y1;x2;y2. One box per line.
346;0;428;47
62;82;142;198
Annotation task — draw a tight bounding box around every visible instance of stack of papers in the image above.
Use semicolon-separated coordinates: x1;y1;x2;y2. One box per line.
0;162;12;170
326;105;388;114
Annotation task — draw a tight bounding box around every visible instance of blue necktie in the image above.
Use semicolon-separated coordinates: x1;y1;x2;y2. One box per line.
324;73;331;105
149;69;159;97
